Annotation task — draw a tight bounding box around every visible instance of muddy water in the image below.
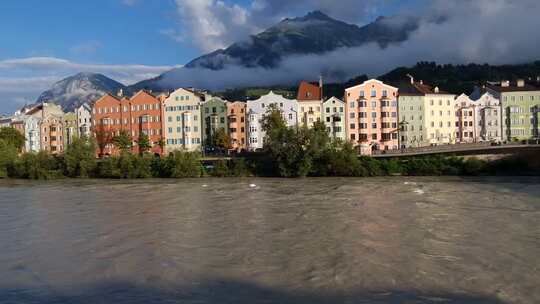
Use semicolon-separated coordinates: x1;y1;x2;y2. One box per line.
0;177;539;303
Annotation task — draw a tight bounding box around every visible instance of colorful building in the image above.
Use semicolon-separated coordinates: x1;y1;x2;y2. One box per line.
345;79;399;155
93;90;164;156
63;112;78;147
202;97;228;148
10;114;41;152
322;97;346;141
76;103;92;138
227;101;247;152
486;80;540;141
246;91;298;151
398;78;456;148
24;103;65;154
297;81;323;127
163;88;205;153
454;92;502;143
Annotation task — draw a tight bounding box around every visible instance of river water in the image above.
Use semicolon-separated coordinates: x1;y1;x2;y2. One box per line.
0;177;539;304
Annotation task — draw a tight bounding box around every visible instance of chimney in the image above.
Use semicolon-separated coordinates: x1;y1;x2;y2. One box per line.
434;86;440;93
406;74;414;84
117;89;124;97
501;80;510;87
419;80;423;85
537;76;540;82
517;79;525;87
319;74;324;100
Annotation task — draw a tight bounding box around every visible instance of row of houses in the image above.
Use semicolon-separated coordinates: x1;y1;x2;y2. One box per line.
0;102;92;154
3;76;540;156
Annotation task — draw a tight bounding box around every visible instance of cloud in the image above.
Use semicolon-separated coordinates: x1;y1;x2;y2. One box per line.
0;57;178;113
172;0;387;52
69;41;103;56
154;0;540;92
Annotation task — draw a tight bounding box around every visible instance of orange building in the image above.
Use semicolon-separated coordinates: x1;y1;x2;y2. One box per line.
227;101;247;152
92;90;164;156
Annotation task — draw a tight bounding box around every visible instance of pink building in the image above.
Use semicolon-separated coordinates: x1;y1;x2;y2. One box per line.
345;79;399;155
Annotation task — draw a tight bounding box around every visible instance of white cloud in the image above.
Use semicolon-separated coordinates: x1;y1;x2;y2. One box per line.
172;0;389;52
0;57;179;113
69;41;103;56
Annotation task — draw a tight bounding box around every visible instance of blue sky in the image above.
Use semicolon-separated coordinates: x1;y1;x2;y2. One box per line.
0;0;198;65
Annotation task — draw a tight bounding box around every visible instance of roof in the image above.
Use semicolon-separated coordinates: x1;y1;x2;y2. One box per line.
297;81;321;101
486;82;540;93
397;81;451;96
345;79;398;92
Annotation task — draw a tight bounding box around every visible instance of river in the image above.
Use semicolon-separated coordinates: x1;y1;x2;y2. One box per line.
0;177;539;304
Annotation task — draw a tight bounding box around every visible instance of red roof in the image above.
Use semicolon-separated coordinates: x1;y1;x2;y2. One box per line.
297;81;321;101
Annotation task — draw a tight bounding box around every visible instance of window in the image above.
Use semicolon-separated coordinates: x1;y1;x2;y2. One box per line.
371;101;377;108
350;113;355;119
371;90;376;97
372;133;377;140
350;124;356;129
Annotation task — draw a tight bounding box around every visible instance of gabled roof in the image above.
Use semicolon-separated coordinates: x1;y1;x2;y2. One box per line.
345;79;398;92
486;82;540;93
297;81;321;101
397;81;451;96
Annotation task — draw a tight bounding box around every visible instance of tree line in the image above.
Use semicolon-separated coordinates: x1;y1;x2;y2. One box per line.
0;113;537;180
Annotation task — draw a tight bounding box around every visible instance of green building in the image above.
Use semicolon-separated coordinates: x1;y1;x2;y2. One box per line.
63;112;78;147
487;80;540;141
201;97;228;148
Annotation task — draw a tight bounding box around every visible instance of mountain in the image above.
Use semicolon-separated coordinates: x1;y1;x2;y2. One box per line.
128;11;419;92
36;73;125;112
185;11;419;70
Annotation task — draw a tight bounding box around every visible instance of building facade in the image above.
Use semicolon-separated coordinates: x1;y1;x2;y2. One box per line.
398;78;456;148
473;92;503;142
202;97;228;148
297;81;323;128
246;91;298;151
63;112;78;147
322;97;346;141
163;88;204;153
93;90;164;156
345;79;399;155
23;103;65;154
10;114;41;152
227;101;247;152
486;80;540;141
454;92;502;143
76;103;92;138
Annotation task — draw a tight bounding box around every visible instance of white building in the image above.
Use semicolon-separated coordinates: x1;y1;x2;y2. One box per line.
10;114;41;152
471;92;503;143
163;88;205;153
246;91;298;151
76;103;92;138
322;97;346;141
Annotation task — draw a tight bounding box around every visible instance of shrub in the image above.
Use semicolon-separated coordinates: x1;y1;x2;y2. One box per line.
63;137;97;178
12;151;63;180
167;151;202;178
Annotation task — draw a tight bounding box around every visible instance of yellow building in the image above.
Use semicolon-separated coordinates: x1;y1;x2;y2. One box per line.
297;81;323;127
398;77;456;147
163;88;205;153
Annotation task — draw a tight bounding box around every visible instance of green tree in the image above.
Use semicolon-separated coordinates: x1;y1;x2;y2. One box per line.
166;151;202;178
94;126;113;157
64;136;97;178
137;133;151;155
12;151;62;180
213;128;231;150
113;130;132;154
0;139;18;178
0;127;25;151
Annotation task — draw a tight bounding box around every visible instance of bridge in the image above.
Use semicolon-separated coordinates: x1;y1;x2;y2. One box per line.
371;142;540;158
